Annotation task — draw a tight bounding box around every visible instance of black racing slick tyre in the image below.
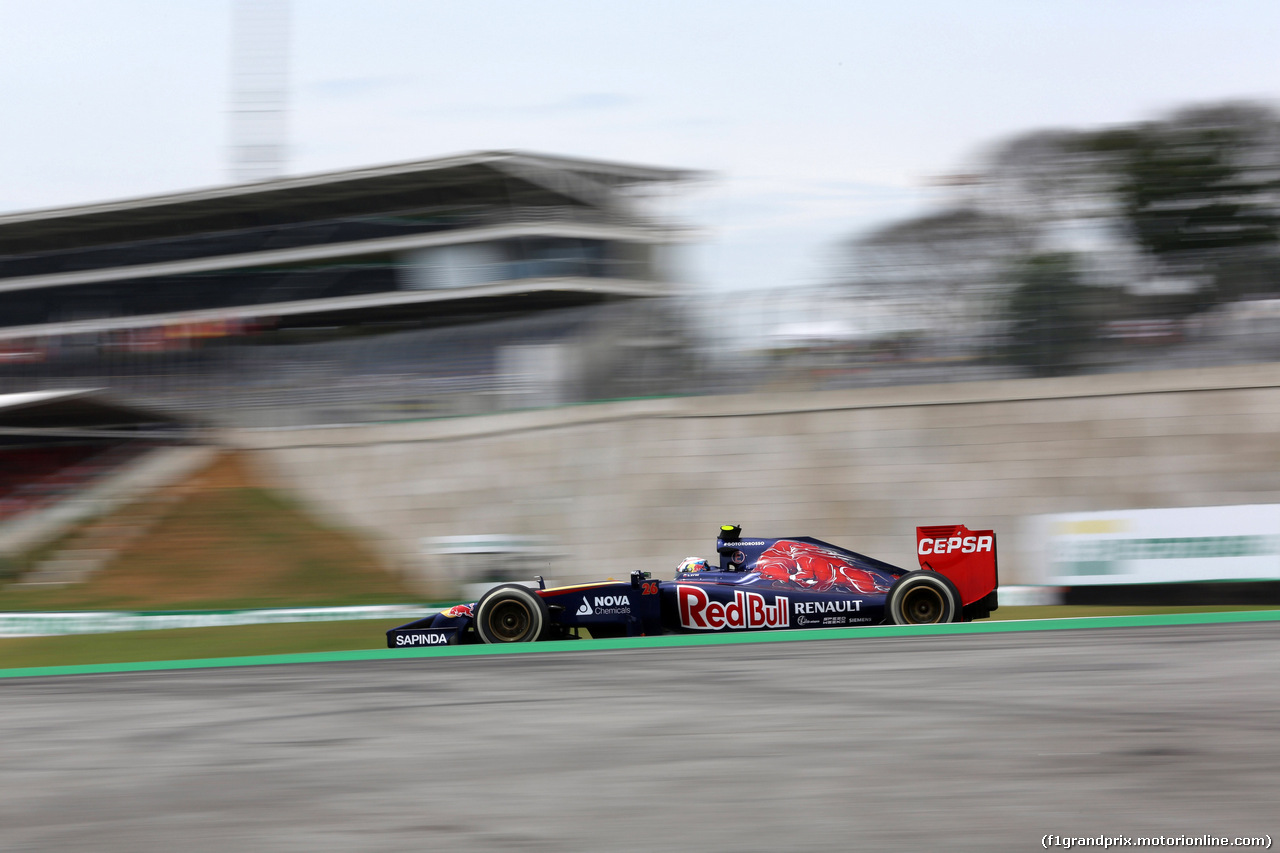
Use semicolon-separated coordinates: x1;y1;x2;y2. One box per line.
474;585;550;644
886;571;962;625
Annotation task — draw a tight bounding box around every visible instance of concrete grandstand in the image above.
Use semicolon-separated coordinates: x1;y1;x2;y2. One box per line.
0;152;702;425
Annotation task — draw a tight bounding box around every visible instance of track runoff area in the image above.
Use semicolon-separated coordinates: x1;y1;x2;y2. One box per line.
3;609;1279;680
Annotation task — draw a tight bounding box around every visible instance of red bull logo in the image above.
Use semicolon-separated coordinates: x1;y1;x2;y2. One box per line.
750;540;891;594
678;585;788;630
442;604;474;619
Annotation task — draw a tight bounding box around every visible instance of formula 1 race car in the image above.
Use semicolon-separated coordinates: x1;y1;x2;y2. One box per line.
387;524;998;647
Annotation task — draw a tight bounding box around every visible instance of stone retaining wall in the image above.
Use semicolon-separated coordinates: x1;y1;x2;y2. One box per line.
230;363;1280;594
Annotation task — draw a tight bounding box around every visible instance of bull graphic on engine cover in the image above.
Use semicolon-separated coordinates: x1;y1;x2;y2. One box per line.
746;539;893;594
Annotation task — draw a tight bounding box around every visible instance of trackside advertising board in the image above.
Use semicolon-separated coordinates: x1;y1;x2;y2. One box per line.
1033;505;1280;585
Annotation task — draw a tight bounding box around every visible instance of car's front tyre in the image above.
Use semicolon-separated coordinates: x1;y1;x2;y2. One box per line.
474;584;550;643
885;571;962;625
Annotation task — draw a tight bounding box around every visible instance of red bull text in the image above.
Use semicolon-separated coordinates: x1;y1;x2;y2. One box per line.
678;585;789;630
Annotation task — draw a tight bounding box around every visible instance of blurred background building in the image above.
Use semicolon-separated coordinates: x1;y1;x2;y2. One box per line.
0;152;701;426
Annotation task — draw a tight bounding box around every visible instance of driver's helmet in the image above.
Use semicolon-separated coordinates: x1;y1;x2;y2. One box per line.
678;557;709;573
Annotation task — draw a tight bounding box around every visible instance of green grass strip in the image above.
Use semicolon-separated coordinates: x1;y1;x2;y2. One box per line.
4;608;1280;680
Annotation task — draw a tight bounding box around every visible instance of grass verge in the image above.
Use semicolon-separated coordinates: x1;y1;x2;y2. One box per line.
988;604;1276;621
0;619;398;669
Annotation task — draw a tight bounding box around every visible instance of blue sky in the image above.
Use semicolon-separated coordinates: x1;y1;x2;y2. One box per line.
2;0;1278;292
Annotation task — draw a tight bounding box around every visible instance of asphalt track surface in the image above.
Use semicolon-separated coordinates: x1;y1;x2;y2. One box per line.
3;622;1279;852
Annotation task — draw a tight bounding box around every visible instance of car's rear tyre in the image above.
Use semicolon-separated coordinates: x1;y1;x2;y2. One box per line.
474;585;550;643
886;571;962;625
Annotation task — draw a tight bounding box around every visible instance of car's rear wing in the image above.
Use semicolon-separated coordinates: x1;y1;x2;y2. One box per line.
915;525;998;606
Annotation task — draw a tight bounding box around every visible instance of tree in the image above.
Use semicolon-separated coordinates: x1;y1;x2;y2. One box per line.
1083;103;1280;303
1003;253;1104;376
836;208;1036;353
971;129;1118;228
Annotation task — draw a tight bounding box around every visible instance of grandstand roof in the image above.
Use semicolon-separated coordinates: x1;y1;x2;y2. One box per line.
0;151;703;255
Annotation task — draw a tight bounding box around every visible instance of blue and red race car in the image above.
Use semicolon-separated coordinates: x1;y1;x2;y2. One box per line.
387;523;998;647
